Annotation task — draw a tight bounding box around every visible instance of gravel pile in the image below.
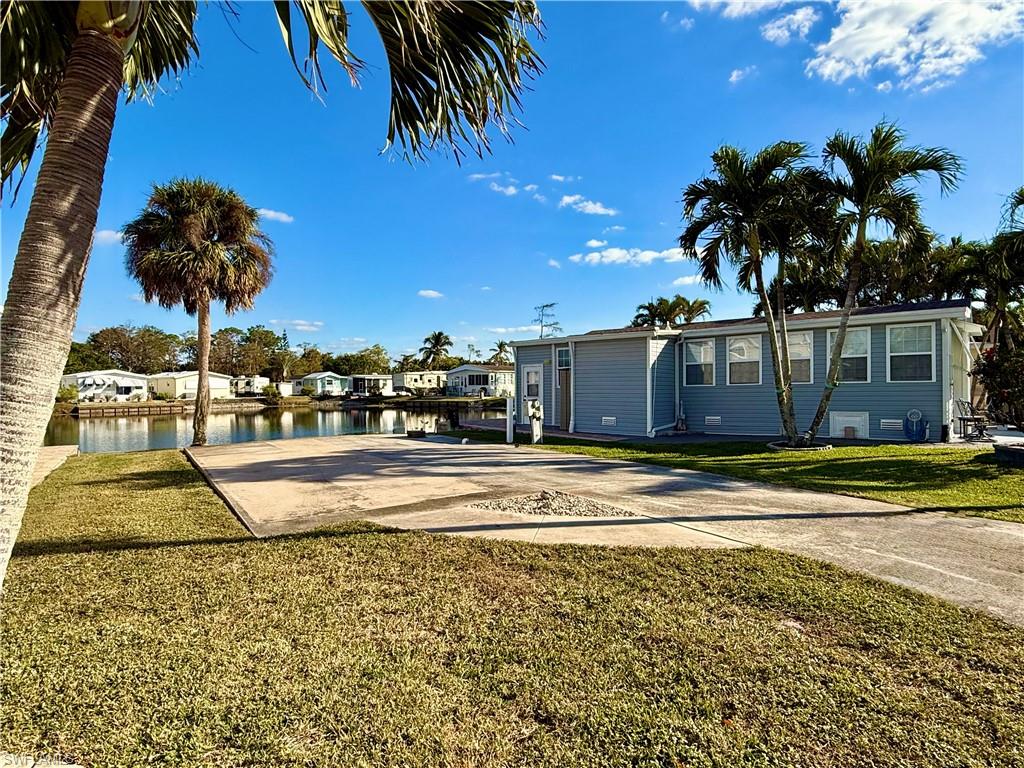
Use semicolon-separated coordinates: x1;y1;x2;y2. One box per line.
473;489;637;518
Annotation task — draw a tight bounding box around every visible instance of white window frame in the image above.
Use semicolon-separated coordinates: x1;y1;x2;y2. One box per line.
726;334;762;386
781;330;814;384
827;327;871;384
683;339;715;387
556;348;571;370
886;322;936;383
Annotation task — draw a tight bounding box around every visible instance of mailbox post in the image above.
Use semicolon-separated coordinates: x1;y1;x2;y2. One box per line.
528;399;544;444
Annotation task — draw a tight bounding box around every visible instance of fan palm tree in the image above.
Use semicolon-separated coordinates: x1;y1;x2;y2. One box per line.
420;331;454;367
680;141;812;443
489;340;512;364
124;178;272;446
801;122;963;444
0;1;542;590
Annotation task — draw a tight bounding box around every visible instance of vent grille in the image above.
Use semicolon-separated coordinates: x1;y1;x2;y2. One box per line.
704;416;722;426
601;416;617;427
879;418;903;431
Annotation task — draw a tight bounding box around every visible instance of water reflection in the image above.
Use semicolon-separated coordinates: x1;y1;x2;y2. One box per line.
44;407;502;453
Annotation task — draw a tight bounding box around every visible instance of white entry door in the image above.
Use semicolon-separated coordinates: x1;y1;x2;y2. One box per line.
521;364;542;424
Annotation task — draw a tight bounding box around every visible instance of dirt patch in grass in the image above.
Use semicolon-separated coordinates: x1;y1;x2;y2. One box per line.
472;489;637;517
2;450;1022;767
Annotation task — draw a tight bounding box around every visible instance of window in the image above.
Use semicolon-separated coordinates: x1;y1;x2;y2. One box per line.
727;335;761;385
467;374;489;386
827;328;870;383
116;385;133;395
786;331;813;384
525;369;540;397
684;340;714;386
888;324;934;382
557;348;571;369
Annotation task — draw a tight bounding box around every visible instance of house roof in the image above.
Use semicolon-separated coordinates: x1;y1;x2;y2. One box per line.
447;363;514;373
351;373;391;379
65;368;147;379
302;371;344;380
152;370;233;380
513;299;974;346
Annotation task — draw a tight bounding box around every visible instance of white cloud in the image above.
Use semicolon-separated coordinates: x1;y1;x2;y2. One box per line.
489;181;518;196
547;258;561;269
689;1;802;19
585;239;607;248
568;246;688;266
94;229;123;245
558;194;619;216
417;289;444;299
533;193;548;203
678;17;696;31
486;324;543;334
129;292;145;302
603;225;626;234
549;174;578;182
761;6;820;45
270;319;324;332
257;208;294;223
729;65;758;84
480;286;493;291
876;80;893;93
524;184;538;192
661;10;670;23
672;275;702;286
468;172;502;181
326;336;368;351
662;10;695;30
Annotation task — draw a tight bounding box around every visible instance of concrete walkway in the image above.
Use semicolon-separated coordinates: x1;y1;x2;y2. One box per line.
31;445;78;488
186;435;1024;626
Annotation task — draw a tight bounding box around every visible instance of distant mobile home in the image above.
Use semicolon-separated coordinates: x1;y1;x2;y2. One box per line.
446;364;514;397
352;374;394;397
231;375;271;397
392;370;446;394
292;372;349;396
149;371;233;400
60;369;149;402
512;300;980;441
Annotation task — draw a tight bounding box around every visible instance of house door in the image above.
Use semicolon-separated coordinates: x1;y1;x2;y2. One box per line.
558;369;571;430
521;364;542;424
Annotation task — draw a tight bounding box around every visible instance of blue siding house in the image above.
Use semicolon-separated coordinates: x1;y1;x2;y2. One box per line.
512;300;980;441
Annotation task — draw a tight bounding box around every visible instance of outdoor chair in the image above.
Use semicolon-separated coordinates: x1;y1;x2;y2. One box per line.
955;399;992;441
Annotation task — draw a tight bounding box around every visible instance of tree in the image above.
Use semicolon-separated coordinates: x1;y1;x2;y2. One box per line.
466;343;480;361
978;186;1024;351
63;341;114;374
0;1;542;592
489;340;512;364
209;327;245;375
680;141;813;443
420;331;454;367
972;347;1024;431
802;122;963;444
630;295;711;327
392;353;421;373
267;348;298;383
124;178;273;446
533;302;562;338
86;324;180;373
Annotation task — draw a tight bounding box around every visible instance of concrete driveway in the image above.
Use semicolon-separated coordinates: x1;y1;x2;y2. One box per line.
186;434;1024;626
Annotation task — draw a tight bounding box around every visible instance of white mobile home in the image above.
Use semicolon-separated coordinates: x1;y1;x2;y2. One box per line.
351;374;394;397
392;370;446;394
294;371;349;396
149;371;233;400
446;364;514;397
231;375;271;396
60;369;148;402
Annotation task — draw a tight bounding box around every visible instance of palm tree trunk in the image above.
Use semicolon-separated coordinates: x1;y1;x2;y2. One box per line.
801;220;867;444
774;251;796;441
0;30;123;592
751;254;797;443
193;298;212;446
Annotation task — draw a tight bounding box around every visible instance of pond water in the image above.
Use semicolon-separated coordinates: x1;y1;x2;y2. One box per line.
44;407;504;453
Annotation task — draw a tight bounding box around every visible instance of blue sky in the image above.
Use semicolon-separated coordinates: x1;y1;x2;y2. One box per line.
2;1;1022;360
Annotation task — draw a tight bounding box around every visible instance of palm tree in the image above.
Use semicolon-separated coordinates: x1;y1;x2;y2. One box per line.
673;295;712;324
420;331;454;368
0;2;542;590
980;186;1024;351
631;295;711;327
680;141;812;443
489;340;512;364
124;178;272;445
801;122;963;444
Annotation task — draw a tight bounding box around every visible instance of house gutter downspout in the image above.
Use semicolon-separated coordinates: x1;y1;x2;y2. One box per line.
941;319;951;441
568;340;576;433
645;336;654;437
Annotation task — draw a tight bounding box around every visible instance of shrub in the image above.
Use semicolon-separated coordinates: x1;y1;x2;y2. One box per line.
972;347;1024;430
262;384;282;405
300;386;315;397
151;391;170;401
55;384;78;403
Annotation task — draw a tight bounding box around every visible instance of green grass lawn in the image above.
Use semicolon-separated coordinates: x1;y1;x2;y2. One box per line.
452;431;1024;524
2;450;1023;767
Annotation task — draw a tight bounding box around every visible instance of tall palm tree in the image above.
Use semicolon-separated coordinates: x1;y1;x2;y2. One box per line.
680;141;812;443
419;331;454;368
673;295;712;324
801;122;963;444
0;1;541;590
489;340;512;364
124;178;272;446
980;186;1024;351
631;295;711;327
